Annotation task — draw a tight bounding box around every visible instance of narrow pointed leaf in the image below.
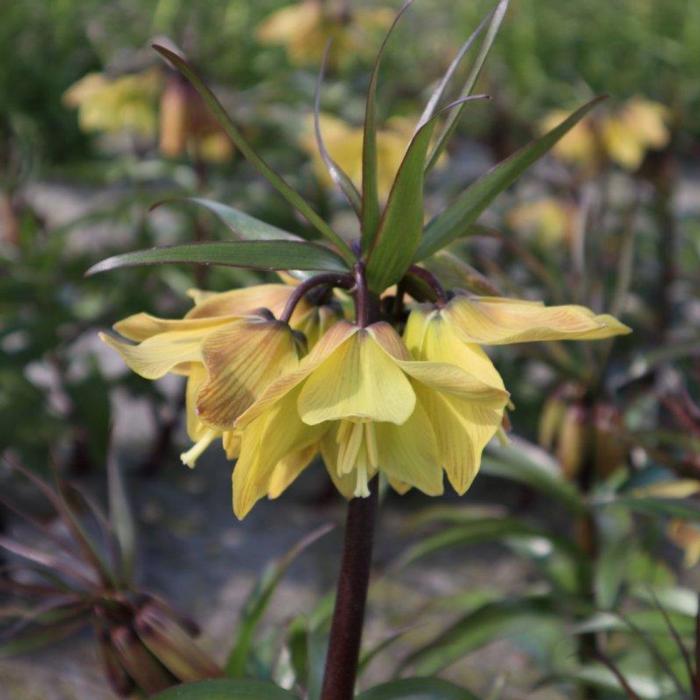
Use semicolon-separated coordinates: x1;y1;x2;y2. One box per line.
87;240;350;276
314;43;362;216
415;3;495;132
366;96;486;292
426;0;509;171
153;198;304;241
225;524;333;677
361;0;414;250
403;594;557;675
107;452;136;583
416;96;606;260
152;680;298;699
357;678;479;699
484;441;585;513
152;44;354;264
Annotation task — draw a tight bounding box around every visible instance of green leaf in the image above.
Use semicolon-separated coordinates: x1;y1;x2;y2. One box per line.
314;44;362;216
426;0;509;171
361;0;414;251
152;679;299;700
395;517;579;570
603;496;700;520
226;525;333;678
403;594;557;675
152;44;354;264
481;440;585;514
414;5;493;130
366;96;485;292
416;96;606;260
154;198;304;241
107;451;136;584
86;241;350;276
357;678;480;700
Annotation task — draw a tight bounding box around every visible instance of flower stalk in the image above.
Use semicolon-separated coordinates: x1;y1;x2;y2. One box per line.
321;480;378;700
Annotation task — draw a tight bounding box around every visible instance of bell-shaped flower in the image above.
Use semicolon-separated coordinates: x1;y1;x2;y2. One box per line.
404;295;630;491
232;321;509;518
100;284;310;466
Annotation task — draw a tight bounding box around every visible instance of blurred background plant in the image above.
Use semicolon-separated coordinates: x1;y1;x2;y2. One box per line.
1;0;699;698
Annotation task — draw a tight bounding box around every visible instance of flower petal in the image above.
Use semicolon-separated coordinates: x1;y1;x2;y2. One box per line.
235;321;358;428
233;387;327;518
114;312;232;342
268;445;319;499
444;295;631;345
197;319;301;429
404;308;505;390
298;328;416;425
99;329;204;379
186;365;209;441
374;399;443;496
186;283;308;320
415;385;504;494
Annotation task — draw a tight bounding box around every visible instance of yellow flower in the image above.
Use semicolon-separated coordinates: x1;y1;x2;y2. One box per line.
439;294;631;345
507;197;576;248
232;321;509;518
403;296;630;488
541;97;670;173
63;69;161;138
256;1;393;67
539;109;598;169
100;284;312;467
159;73;234;163
302;114;415;201
601;98;670;171
668;520;700;568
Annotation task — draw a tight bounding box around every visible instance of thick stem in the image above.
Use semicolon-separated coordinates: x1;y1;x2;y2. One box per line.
407;264;448;307
279;272;354;324
320;482;378;700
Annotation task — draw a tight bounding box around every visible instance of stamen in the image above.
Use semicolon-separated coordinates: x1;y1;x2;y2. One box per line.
338;421;363;476
354;463;370;498
364;422;379;468
180;429;218;468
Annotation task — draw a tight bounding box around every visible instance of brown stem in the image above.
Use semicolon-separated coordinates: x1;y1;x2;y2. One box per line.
278;272;354;324
320;482;378;700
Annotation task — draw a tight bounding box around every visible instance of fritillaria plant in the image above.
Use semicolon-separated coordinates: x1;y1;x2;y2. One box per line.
89;2;629;697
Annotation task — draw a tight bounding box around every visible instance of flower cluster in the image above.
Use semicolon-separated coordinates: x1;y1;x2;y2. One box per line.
102;275;629;518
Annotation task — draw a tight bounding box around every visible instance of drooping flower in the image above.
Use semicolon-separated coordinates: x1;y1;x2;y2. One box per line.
256;0;393;67
63;69;161;138
402;295;631;490
541;97;670;172
100;284;311;467
232;321;510;518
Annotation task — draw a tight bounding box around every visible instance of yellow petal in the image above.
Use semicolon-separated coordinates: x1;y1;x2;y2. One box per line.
298;327;415;425
185;284;309;321
374;399;443;496
319;428;357;499
186;365;209;441
197;318;301;429
99;329;204;379
114;312;232;343
415;385;504;494
233;387;327;518
223;430;241;460
268;445;319;499
404;307;506;392
444;295;631;345
236;320;358;429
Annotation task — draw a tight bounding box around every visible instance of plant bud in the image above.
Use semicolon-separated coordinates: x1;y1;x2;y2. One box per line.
134;601;222;682
97;627;135;697
538;391;567;451
556;403;588;479
110;625;174;695
592;403;626;477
